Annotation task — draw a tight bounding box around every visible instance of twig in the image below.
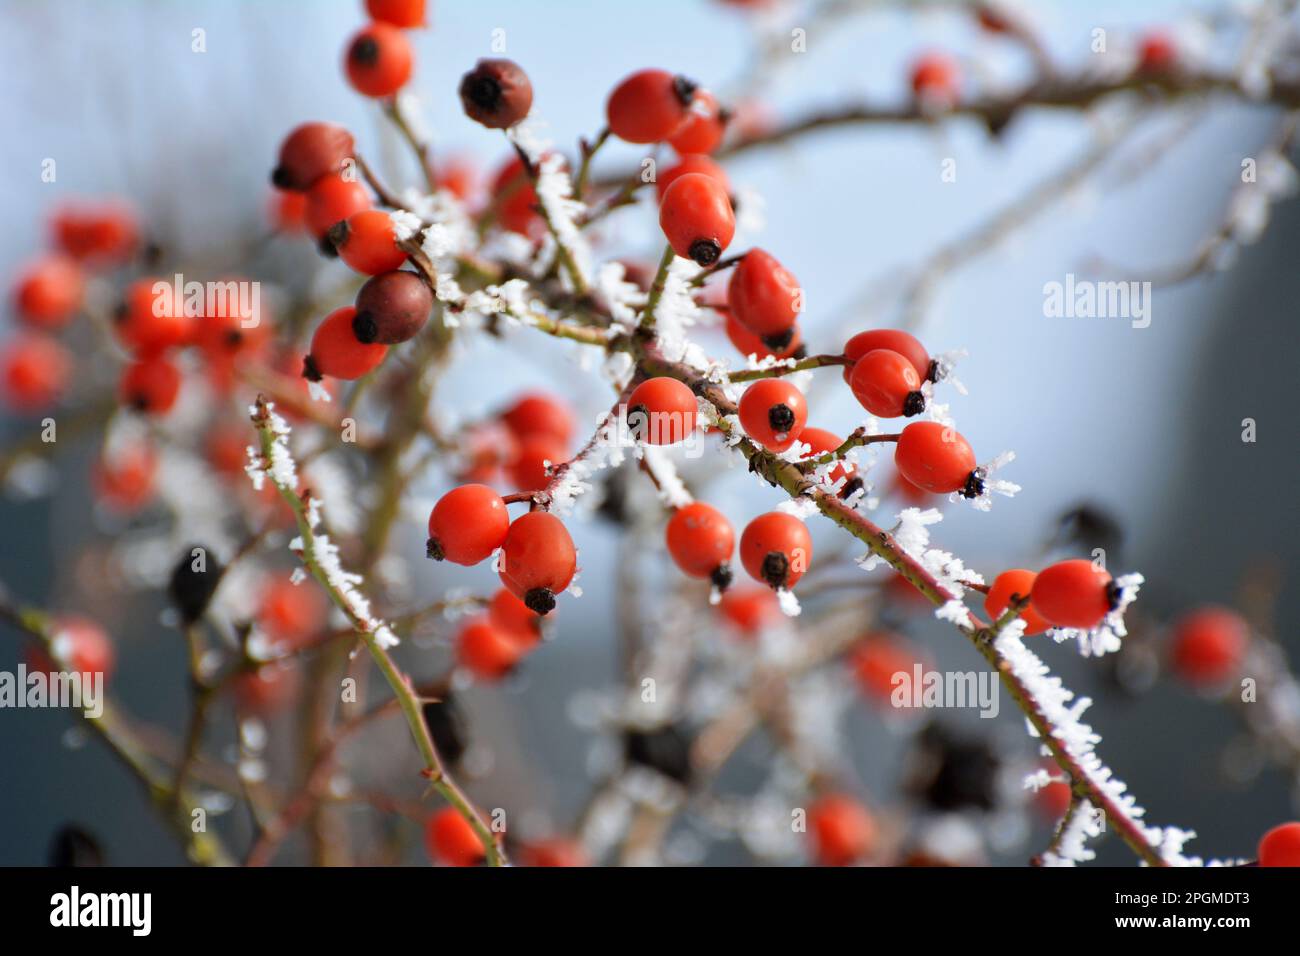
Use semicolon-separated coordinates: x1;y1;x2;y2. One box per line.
248;397;508;866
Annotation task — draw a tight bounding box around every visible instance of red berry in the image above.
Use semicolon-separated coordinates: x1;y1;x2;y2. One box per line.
984;569;1051;635
233;662;300;715
425;807;488;866
456;616;526;680
738;378;807;452
717;586;780;637
1;334;70;411
273;122;356;192
352;270;432;344
344;22;413;98
51;202;139;265
506;435;568;492
498;511;577;614
193;282;272;367
93;443;158;513
659;172;735;265
114;278;194;355
849;349;926;418
328;209;408;275
269;187;308;233
501;392;574;445
1031;559;1113;631
304;306;388;381
435;154;481;203
798;426;855;489
728;249;801;347
521;837;588;867
740;512;812;590
669;90;729;155
606;69;698;144
459;58;533;129
366;0;426;28
626;376;698;445
305;172;372;239
808;794;875;866
1137;33;1178;75
27;616;114;683
666;502;734;585
258;574;328;650
657;154;730;201
489;155;543;237
842;328;930;384
911;52;961;109
848;631;922;704
724;310;801;361
1258;822;1300;867
206;422;249;478
427;484;510;565
13;256;84;331
457;421;517;484
894;421;976;495
487;588;542;648
1036;776;1072;821
119;354;181;416
1169;606;1247;685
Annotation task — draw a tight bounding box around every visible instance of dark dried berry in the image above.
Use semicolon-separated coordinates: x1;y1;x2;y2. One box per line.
907;723;1001;812
459;58;533;129
49;825;105;867
352;270;432;344
624;724;693;785
422;695;468;767
168;544;224;625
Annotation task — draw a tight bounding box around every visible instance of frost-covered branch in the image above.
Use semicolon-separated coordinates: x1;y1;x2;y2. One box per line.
246;397;507;866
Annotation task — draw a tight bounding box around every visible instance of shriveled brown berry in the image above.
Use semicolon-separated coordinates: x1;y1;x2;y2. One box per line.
272;122;355;192
459;59;533;129
352;270;433;345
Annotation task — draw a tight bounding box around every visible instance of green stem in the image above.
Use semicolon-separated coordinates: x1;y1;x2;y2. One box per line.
728;353;850;383
249;399;507;866
639;245;677;330
575;126;610;198
0;600;234;865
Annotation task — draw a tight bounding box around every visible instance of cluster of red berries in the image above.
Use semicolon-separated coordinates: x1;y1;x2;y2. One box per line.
4;198;283;515
3;201;140;414
269;122;438;380
665;502;814;594
983;560;1119;634
276;50;542;384
599;68;736;264
453;391;576;493
427;483;576;618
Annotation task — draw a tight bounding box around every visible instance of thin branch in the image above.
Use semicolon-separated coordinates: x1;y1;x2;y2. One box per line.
248;397;507;866
727;353;850;383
